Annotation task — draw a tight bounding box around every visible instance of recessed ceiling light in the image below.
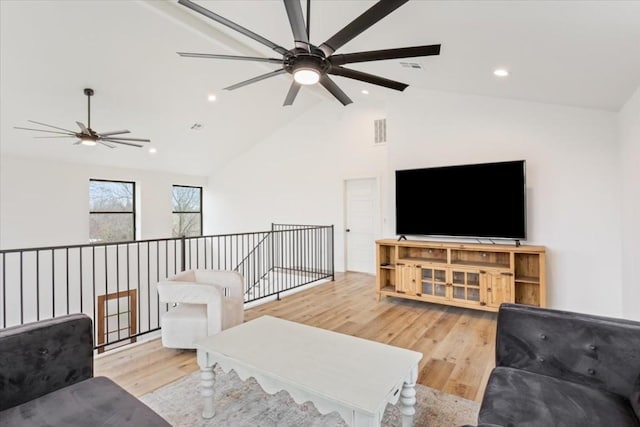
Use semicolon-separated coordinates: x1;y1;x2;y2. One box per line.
207;94;217;102
493;68;509;77
149;147;157;154
361;89;369;95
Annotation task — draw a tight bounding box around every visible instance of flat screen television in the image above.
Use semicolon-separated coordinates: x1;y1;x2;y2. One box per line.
395;160;526;240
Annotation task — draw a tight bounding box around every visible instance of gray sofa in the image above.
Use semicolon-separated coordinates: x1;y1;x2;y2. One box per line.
0;314;170;426
472;303;640;427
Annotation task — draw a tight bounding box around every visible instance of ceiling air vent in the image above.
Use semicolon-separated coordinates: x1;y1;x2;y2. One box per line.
374;118;387;145
399;61;423;70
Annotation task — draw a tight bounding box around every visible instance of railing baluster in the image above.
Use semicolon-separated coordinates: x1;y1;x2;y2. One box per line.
79;248;83;314
116;244;121;341
52;249;55;318
147;242;151;331
137;242;141;335
92;247;96;341
1;253;5;328
65;248;69;315
104;246;109;346
19;252;24;324
36;251;40;321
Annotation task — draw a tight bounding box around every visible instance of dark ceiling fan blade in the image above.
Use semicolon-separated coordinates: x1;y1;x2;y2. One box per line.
177;52;283;64
76;121;89;133
178;0;289;55
33;135;75;139
319;75;353;106
329;66;408;91
319;0;409;57
330;44;441;66
27;120;76;134
283;81;301;106
101;138;144;148
14;126;74;136
101;136;151;143
98;129;131;137
98;141;117;149
224;69;287;91
284;0;309;51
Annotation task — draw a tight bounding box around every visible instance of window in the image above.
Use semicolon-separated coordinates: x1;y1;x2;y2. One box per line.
89;179;135;242
172;185;202;237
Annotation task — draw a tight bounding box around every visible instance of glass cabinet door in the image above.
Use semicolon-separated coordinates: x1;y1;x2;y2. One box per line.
451;269;481;304
421;267;448;299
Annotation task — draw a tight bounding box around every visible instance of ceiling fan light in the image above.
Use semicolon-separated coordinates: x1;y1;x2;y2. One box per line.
81;138;96;146
294;68;320;85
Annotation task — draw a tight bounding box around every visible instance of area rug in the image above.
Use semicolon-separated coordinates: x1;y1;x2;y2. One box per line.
140;366;479;427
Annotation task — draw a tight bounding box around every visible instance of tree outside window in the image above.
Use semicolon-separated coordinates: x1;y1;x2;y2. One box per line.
172;185;202;237
89;179;135;243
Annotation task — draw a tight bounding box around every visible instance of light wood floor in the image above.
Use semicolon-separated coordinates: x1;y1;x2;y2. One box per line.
95;272;497;402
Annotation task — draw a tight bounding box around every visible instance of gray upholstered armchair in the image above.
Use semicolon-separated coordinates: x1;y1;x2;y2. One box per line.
471;303;640;427
0;314;170;426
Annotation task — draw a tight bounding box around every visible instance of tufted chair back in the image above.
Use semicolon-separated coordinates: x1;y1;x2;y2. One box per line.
496;303;640;397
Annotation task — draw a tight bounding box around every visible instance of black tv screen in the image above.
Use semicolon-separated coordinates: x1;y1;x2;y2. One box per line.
395;160;526;239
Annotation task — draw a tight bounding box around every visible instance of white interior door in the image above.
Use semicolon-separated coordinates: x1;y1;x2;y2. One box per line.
345;178;378;274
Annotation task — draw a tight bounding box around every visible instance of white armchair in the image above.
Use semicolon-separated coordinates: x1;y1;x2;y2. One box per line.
157;270;245;349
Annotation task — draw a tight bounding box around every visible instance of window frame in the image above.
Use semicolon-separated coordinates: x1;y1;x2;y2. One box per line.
172;185;203;237
89;178;136;242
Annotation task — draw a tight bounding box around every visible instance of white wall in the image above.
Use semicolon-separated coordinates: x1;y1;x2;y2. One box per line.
620;86;640;321
207;88;624;317
0;153;207;249
205;101;391;267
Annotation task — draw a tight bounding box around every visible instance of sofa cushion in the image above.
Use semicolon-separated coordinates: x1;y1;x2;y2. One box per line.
479;367;640;427
632;373;640;420
0;376;171;427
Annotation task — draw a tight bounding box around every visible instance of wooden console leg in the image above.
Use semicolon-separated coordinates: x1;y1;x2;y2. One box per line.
399;366;418;427
200;365;215;418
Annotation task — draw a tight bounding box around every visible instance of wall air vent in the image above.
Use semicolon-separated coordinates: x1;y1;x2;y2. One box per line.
190;123;203;131
374;118;387;145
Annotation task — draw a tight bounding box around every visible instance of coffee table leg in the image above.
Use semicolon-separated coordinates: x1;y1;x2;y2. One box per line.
399;365;418;427
197;349;215;419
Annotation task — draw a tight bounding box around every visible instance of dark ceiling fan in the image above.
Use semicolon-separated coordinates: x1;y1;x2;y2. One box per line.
14;88;151;148
177;0;441;106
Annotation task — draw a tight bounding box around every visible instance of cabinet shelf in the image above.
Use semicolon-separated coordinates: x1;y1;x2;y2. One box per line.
515;276;540;284
398;256;447;265
376;239;546;312
380;285;396;293
451;260;510;269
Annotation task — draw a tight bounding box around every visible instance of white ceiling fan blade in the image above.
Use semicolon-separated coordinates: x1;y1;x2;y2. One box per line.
99;129;131;137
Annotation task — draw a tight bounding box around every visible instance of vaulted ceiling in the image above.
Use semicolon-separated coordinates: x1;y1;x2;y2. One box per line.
2;1;639;175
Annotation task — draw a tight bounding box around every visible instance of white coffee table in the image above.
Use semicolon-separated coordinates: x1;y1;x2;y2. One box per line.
195;315;423;427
